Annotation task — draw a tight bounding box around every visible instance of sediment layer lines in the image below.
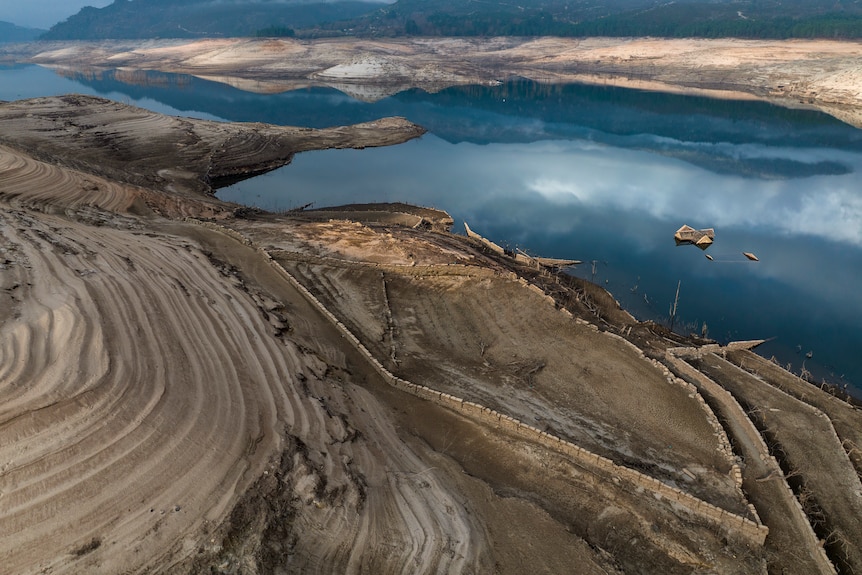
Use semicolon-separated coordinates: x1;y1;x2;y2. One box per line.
0;208;286;573
0;145;138;212
0;148;487;573
0;96;425;203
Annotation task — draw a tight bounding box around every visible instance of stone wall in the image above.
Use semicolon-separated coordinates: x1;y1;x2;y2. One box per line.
605;332;740;478
380;373;770;547
187;218;770;548
666;349;835;573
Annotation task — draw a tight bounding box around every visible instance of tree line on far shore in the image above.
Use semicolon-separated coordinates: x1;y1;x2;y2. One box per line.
393;10;862;40
35;0;862;41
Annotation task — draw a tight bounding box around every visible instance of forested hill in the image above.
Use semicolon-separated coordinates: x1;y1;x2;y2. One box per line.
41;0;383;40
41;0;862;40
343;0;862;39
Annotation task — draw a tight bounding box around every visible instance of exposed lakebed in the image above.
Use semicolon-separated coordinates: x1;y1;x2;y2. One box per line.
3;64;860;394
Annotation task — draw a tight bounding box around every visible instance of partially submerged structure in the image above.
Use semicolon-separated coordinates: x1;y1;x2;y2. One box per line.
674;224;715;250
464;222;580;269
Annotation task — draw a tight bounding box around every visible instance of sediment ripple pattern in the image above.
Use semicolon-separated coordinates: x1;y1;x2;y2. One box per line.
0;211;281;573
0;146;486;573
0;144;138;213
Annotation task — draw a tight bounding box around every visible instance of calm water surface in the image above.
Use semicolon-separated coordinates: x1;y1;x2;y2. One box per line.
2;65;860;395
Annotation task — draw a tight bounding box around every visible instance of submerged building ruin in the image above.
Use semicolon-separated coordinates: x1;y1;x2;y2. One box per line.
674;224;715;250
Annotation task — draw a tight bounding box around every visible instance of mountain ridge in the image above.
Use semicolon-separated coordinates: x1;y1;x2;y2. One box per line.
42;0;384;40
40;0;862;40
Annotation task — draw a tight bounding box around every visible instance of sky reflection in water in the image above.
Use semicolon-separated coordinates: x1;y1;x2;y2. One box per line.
2;65;860;394
222;130;862;392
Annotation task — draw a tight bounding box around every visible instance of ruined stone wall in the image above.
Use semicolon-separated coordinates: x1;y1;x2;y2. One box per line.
519;279;743;496
605;333;740;475
186;218;770;548
412;380;767;539
381;375;769;547
666;350;835;573
464;221;505;255
261;249;769;547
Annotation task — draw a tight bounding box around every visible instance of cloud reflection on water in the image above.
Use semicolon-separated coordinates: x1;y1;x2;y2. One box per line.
520;139;862;246
219;133;862;389
3;64;859;391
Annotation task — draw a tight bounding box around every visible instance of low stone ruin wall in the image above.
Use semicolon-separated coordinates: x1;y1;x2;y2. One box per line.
667;349;835;573
187;218;770;548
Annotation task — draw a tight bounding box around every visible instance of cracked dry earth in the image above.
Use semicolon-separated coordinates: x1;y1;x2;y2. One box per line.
1;96;860;574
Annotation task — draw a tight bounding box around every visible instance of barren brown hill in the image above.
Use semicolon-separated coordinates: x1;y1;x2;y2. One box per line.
1;95;860;574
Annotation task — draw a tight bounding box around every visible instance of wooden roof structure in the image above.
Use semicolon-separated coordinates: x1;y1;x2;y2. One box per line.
674;224;714;250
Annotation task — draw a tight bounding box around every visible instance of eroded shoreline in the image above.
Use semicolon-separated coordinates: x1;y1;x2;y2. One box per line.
1;91;861;574
4;36;862;128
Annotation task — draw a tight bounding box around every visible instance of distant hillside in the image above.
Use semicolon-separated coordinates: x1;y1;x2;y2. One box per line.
0;21;45;43
327;0;862;39
42;0;384;40
39;0;862;40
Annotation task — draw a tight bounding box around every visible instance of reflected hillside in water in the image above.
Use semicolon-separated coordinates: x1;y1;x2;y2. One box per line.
49;67;862;179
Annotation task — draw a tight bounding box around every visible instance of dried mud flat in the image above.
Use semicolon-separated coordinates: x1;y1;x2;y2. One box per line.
0;93;861;575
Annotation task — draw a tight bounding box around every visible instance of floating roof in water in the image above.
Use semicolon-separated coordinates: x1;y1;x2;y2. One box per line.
674;224;714;250
743;252;759;261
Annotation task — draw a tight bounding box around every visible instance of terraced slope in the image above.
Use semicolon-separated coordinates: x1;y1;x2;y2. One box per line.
283;254;744;511
690;352;862;574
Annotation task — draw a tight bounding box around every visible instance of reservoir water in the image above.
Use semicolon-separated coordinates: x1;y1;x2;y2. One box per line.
2;65;861;396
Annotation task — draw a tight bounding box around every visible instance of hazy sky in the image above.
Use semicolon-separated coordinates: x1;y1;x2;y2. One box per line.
0;0;112;29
